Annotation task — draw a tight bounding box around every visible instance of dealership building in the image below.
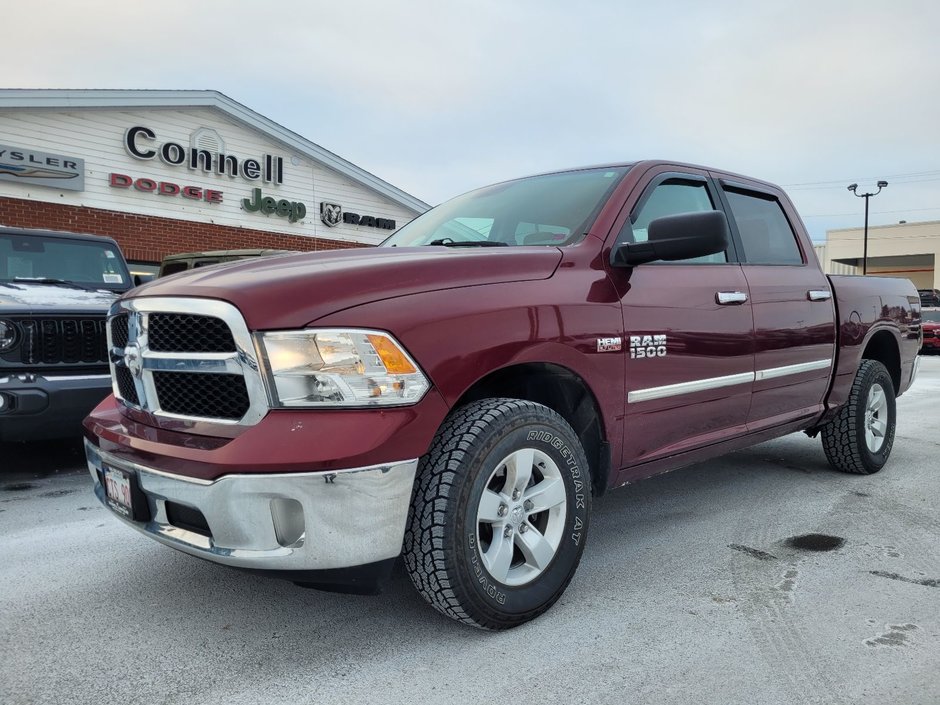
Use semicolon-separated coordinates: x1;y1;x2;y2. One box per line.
0;89;429;275
816;220;940;291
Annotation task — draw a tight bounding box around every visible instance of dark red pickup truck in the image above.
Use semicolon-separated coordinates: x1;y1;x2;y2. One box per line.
84;161;921;629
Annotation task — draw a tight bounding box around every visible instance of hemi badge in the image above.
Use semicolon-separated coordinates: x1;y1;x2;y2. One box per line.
597;337;622;353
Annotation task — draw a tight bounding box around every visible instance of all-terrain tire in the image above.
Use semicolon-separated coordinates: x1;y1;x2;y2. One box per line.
821;359;897;474
403;398;591;629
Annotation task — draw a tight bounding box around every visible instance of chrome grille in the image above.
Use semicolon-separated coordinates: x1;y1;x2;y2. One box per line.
153;372;250;420
107;298;268;427
111;315;129;348
115;366;139;405
149;314;236;353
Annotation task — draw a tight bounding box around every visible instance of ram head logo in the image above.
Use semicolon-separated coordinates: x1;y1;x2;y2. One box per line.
320;202;342;228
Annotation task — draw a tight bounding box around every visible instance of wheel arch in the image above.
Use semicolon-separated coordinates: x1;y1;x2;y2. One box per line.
861;328;901;395
453;362;611;496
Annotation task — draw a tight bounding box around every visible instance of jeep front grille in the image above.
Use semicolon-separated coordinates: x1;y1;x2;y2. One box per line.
8;317;108;366
107;298;268;427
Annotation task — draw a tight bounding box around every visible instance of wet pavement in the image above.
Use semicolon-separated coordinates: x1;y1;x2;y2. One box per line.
2;358;939;705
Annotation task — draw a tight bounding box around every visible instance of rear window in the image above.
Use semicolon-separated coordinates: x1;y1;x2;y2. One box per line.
160;261;189;277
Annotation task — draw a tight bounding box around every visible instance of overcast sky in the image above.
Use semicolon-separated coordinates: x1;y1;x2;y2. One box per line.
4;0;939;240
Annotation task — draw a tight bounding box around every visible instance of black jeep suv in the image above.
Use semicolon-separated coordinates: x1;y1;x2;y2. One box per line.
0;227;133;441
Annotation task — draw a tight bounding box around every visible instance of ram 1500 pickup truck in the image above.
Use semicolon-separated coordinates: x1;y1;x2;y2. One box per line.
83;161;921;629
1;227;134;441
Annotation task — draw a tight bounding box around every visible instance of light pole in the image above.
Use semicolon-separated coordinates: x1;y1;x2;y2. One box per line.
847;180;888;275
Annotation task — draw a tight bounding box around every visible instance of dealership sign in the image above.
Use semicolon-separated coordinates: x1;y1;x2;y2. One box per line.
124;126;284;185
319;201;396;230
109;173;223;203
242;188;306;223
0;144;85;191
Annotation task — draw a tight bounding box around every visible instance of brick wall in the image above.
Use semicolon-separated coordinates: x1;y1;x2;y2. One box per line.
0;196;363;262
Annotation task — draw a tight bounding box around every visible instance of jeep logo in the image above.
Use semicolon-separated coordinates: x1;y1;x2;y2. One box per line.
241;188;306;223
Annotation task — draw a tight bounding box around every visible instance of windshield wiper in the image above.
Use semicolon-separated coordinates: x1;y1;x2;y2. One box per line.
427;238;508;247
14;277;96;291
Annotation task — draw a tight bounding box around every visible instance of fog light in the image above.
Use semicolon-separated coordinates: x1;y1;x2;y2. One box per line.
0;393;9;412
270;498;305;547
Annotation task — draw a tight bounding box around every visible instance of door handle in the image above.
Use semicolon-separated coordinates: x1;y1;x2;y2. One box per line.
716;291;748;305
807;289;832;301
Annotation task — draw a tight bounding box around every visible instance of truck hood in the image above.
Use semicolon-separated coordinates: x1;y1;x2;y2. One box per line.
0;282;120;315
131;246;564;329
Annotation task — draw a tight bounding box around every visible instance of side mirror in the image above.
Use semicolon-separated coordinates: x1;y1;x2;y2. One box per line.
611;210;730;267
134;274;155;286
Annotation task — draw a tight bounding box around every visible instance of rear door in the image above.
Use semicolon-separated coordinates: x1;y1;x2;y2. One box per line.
610;167;756;469
713;178;836;430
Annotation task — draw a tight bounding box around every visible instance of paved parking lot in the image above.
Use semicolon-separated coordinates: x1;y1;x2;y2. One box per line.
2;357;938;705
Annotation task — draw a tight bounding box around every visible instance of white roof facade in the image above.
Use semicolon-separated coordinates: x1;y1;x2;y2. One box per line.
0;89;428;246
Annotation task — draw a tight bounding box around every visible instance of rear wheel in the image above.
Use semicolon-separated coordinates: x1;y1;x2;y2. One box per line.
821;359;897;474
403;398;591;629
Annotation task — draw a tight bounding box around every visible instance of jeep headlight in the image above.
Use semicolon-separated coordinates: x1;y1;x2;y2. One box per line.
0;320;19;352
258;329;430;407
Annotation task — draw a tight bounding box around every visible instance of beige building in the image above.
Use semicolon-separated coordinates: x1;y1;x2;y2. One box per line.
816;220;940;290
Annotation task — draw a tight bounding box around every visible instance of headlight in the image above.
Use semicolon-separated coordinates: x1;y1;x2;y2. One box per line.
0;319;19;352
258;329;430;407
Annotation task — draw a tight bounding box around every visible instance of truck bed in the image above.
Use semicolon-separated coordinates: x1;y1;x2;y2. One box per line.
826;274;921;411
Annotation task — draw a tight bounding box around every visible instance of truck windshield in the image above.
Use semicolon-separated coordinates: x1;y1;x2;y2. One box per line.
382;167;630;248
0;233;131;291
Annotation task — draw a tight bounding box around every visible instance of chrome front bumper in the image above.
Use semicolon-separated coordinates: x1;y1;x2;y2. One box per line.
85;440;418;571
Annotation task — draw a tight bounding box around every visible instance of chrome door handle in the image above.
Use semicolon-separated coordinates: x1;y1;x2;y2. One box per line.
716;291;748;305
807;289;832;301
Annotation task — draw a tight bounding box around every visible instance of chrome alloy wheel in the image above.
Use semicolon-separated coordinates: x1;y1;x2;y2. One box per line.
864;383;889;453
475;447;567;587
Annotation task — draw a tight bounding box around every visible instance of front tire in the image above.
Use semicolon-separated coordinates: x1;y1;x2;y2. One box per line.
821;359;897;474
403;398;591;629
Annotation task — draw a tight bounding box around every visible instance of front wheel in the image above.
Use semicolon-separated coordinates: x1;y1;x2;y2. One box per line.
403;398;591;629
821;359;897;474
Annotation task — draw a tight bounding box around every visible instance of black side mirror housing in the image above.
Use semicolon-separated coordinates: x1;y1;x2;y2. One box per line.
611;210;730;267
134;274;155;286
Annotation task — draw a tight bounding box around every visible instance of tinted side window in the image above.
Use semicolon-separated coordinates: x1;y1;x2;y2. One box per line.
619;179;727;264
725;189;803;265
160;261;189;276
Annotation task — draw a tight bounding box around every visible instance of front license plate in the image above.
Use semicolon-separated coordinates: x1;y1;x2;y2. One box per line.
104;466;134;518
